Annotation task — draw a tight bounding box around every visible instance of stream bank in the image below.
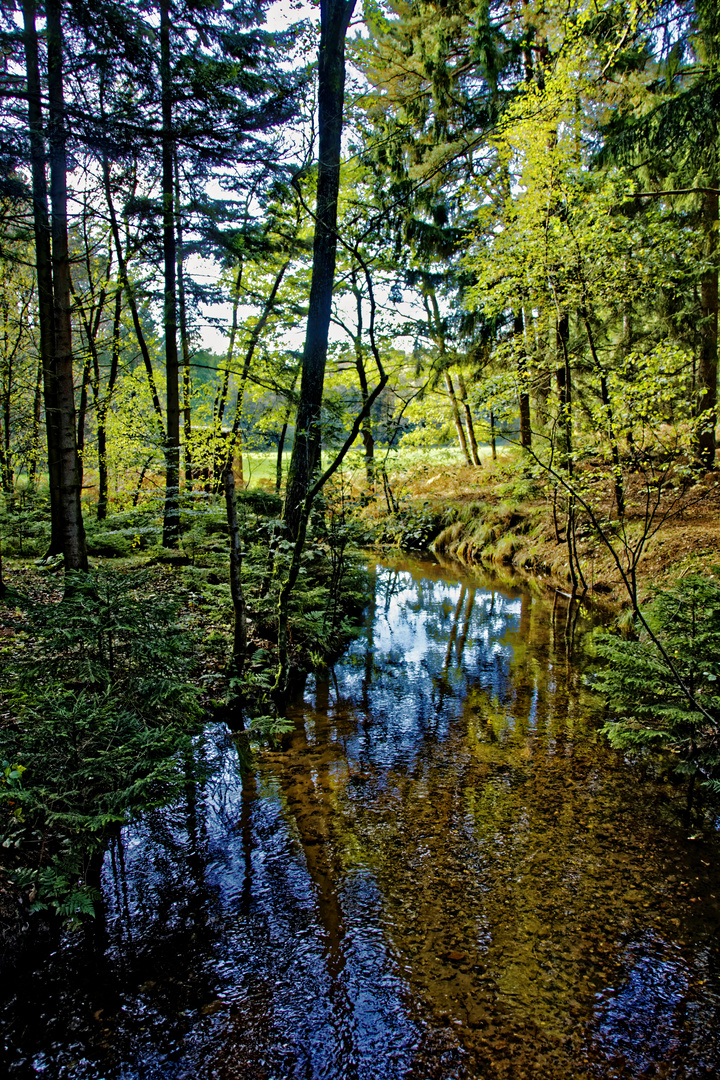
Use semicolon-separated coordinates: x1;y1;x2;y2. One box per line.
362;454;720;609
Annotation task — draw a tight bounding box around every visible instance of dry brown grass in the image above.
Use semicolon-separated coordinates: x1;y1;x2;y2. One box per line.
355;448;720;607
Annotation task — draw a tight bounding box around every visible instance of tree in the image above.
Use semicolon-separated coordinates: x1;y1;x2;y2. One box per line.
160;0;181;546
89;0;303;537
0;244;39;494
23;0;87;570
284;0;358;539
21;0;62;554
598;575;720;809
460;15;706;596
599;0;720;469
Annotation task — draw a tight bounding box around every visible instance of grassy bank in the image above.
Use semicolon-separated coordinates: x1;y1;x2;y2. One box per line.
358;447;720;608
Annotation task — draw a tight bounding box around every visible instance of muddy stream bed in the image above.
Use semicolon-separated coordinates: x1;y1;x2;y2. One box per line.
3;553;720;1079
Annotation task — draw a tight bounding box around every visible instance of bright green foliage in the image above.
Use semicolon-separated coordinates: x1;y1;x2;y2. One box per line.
462;56;700;460
597;576;720;791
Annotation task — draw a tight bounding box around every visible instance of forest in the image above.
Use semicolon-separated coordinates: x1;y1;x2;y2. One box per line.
0;0;720;1076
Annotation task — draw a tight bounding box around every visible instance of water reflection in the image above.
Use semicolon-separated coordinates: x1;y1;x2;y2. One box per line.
3;554;720;1079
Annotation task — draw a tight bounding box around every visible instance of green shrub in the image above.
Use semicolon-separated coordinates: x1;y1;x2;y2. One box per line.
0;490;51;556
375;505;448;550
0;568;203;919
237;489;283;517
84;508;159;558
596;575;720;798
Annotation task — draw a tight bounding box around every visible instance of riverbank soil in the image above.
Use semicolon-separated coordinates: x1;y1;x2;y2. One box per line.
361;451;720;605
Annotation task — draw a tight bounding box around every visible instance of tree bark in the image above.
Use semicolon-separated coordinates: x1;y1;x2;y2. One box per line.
71;267;109;481
581;307;624;516
22;0;62;552
223;465;247;677
276;365;300;494
76;347;92;472
103;155;165;429
174;157;193;490
457;371;481;465
212;263;243;490
351;276;375;487
697;184;718;469
0;404;9;495
46;0;87;571
284;0;357;538
444;370;472;464
425;289;472;465
514;308;532;448
555;311;572;471
29;354;43;486
160;0;181;547
215;264;242;428
96;288;122;520
222;261;289;486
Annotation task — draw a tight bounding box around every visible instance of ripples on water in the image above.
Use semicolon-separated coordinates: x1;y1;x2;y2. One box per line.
3;554;720;1079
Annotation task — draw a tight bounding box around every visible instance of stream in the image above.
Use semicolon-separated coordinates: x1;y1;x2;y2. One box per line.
3;553;720;1079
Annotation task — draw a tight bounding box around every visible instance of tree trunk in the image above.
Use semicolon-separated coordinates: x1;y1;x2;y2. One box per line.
697;184;718;469
175;158;193;490
103;155;165;429
70;266;109;492
96;288;122;520
444;370;472;464
46;0;87;571
425;289;472;464
457;371;481;465
29;355;43;486
276;365;300;495
161;0;180;548
581;307;624;516
555;311;572;472
222;261;289;487
0;323;13;493
351;277;375;488
76;348;91;474
514;308;532;448
0;411;9;495
223;465;247;677
22;0;62;552
276;416;290;494
284;0;357;539
215;264;242;428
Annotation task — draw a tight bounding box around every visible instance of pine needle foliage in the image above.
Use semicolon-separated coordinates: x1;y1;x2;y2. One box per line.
0;569;203;920
597;575;720;794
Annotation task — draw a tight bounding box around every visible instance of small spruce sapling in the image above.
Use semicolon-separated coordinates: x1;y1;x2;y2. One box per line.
596;576;720;808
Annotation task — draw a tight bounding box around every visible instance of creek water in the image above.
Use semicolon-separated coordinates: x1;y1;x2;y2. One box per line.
3;553;720;1079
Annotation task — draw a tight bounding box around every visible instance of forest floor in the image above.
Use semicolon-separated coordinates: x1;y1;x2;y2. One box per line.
359;449;720;609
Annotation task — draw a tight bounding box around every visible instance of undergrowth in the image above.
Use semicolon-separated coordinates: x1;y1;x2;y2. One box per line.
0;490;370;920
596;574;720;805
0;570;203;922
